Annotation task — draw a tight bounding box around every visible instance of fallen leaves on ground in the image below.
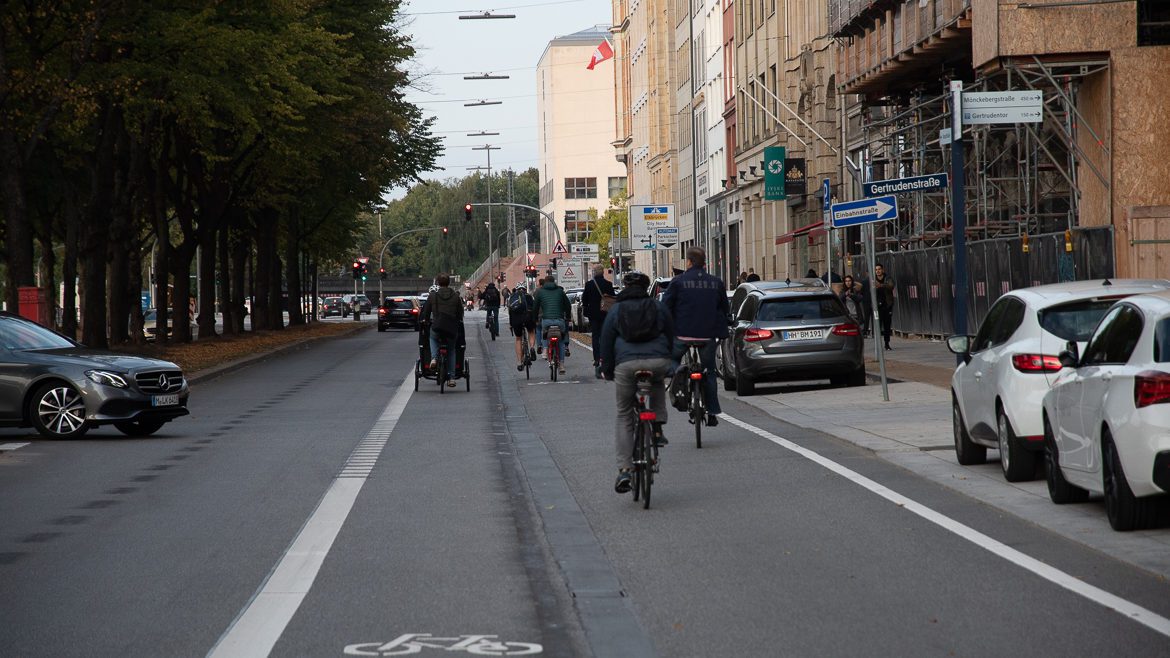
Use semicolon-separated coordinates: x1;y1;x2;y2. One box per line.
108;321;369;374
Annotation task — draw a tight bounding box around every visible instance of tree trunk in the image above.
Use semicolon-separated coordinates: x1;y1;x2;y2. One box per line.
197;228;217;339
0;134;35;313
79;106;120;348
37;216;57;330
231;233;248;333
61;197;80;338
253;211;272;331
127;245;145;344
269;248;283;331
218;225;236;336
170;240;196;343
107;239;130;344
284;213;303;326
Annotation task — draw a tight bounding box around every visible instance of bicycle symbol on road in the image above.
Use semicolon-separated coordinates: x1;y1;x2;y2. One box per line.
344;634;543;656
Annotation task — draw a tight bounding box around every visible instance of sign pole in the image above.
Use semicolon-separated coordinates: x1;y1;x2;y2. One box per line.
950;80;969;358
866;224;889;401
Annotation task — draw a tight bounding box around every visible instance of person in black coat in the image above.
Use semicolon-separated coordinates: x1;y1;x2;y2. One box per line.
581;264;616;377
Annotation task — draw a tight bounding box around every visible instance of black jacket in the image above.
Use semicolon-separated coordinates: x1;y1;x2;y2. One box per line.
581;274;615;319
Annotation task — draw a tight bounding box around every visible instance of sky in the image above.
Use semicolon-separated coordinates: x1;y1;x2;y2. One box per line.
389;0;613;200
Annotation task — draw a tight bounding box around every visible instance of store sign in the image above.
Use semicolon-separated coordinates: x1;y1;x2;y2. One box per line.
785;158;807;197
763;146;786;200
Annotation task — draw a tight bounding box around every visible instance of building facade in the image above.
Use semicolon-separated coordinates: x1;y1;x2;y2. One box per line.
536;26;628;254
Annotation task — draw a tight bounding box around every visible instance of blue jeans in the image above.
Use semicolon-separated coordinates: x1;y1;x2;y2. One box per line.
429;329;458;378
671;339;721;415
485;307;499;334
540;319;567;362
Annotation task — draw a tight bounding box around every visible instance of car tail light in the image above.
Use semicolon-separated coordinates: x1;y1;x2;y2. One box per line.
378;308;387;315
689;372;703;380
410;308;419;315
639;411;657;421
1011;353;1063;373
1134;371;1170;408
744;328;773;342
831;323;860;336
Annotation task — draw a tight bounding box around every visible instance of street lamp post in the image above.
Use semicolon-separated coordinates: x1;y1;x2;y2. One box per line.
472;144;501;281
377;226;448;300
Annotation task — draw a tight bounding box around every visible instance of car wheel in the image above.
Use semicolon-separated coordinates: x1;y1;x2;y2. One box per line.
952;395;987;465
30;383;89;439
998;405;1036;482
1102;429;1154;531
1043;416;1089;504
847;367;867;387
377;324;386;332
722;372;735;392
114;419;167;437
735;374;755;396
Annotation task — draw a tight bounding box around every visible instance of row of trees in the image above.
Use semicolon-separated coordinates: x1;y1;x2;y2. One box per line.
0;1;440;347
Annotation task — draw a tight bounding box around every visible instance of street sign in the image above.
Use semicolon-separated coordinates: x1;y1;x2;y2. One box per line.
961;91;1042;125
558;261;584;288
939;127;953;146
629;204;676;250
830;195;898;228
570;243;599;254
864;173;949;197
526;252;536;265
357;257;369;264
552;240;568;254
655;226;679;248
822;178;831;211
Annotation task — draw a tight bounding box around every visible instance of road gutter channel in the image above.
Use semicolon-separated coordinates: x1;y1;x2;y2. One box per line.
482;329;657;658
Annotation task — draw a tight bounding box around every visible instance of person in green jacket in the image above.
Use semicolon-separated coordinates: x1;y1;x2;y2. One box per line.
533;276;571;372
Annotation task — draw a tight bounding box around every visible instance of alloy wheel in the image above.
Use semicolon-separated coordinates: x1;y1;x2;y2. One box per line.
998;414;1010;473
38;386;86;437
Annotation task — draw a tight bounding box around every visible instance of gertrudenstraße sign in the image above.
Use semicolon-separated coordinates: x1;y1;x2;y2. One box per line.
864;173;949;197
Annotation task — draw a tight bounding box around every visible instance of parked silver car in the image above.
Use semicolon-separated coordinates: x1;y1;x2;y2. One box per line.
720;281;864;395
0;313;190;438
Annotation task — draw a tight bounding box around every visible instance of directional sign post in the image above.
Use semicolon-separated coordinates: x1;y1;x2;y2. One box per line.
655;226;679;249
629;205;676;251
961;91;1043;125
829;195;898;229
570;243;599;255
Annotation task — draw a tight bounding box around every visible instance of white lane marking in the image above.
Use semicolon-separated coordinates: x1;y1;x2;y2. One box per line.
0;442;30;451
207;371;416;658
720;412;1170;639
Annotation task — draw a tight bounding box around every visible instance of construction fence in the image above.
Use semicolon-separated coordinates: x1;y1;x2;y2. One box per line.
849;226;1114;337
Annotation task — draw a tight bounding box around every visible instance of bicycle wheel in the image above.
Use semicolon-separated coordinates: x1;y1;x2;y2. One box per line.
631;419;643;502
691;380;703;449
640;420;653;509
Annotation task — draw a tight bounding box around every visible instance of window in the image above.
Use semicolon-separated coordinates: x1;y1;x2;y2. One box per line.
1139;0;1170;45
972;297;1011;352
564;177;597;199
994;297;1027;345
564;210;596;243
607;176;627;199
757;296;847;321
0;315;75;350
1038;299;1119;342
1083;305;1144;365
1155;318;1170;362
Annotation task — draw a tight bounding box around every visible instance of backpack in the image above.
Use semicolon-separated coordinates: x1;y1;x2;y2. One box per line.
616;297;661;343
507;291;529;314
484;288;500;306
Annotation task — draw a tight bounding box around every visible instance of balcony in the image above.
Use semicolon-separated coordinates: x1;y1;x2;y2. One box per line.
831;0;973;95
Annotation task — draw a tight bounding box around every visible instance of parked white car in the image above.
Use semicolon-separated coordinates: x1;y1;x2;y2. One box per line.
1041;291;1170;530
947;279;1170;482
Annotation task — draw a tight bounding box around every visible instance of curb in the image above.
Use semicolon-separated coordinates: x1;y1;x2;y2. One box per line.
186;322;373;386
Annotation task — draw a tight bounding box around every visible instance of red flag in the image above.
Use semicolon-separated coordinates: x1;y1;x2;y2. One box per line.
586;39;614;70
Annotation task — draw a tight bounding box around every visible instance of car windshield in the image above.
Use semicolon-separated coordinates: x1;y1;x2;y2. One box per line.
1038;299;1118;341
757;296;845;321
0;316;75;350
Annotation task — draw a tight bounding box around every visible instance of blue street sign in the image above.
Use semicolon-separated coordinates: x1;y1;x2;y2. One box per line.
863;173;948;198
830;195;899;228
822;178;831;211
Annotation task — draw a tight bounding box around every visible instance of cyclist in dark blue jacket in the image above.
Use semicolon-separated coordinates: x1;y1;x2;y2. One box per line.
661;246;729;426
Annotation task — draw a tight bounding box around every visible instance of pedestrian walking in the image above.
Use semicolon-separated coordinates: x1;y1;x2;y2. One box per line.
839;275;865;327
874;263;895;350
581;264;616;378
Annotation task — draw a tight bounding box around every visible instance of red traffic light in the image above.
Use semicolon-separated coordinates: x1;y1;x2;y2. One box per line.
463;203;473;221
442;226;449;235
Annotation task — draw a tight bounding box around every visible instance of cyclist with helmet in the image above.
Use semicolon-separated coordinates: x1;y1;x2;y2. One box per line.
599;270;675;494
507;282;537;370
421;274;464;387
661;246;729;426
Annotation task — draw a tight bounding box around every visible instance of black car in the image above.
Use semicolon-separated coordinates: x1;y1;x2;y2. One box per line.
378;297;420;331
321;296;346;317
0;313;190;438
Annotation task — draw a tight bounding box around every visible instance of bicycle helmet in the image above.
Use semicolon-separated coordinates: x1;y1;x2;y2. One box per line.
622;270;650;289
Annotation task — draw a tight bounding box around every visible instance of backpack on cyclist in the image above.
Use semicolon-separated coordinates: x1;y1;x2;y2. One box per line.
507;290;528;313
483;287;500;307
616;297;661;343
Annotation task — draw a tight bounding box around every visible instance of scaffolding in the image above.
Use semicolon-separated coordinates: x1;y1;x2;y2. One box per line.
851;56;1111;251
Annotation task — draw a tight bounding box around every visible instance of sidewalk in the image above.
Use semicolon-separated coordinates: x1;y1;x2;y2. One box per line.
864;334;955;389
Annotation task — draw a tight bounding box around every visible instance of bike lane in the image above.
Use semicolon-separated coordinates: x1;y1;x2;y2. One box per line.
265;317;588;657
508;337;1170;656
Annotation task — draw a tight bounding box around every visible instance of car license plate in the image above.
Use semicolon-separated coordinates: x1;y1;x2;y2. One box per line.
782;329;825;341
152;394;179;407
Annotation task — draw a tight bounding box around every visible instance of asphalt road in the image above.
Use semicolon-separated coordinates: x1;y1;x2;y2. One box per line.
2;312;1170;657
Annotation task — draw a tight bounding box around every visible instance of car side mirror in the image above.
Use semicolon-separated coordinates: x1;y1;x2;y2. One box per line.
946;335;971;355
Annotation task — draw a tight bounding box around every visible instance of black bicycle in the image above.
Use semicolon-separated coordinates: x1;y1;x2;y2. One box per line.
520;328;533;380
630;370;660;509
680;339;709;449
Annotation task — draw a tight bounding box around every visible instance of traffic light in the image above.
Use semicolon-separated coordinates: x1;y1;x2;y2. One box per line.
464;203;473;221
360;263;368;281
610;256;617;268
379;267;386;280
550;257;558;270
352;261;361;280
442;226;448;237
524;265;538;279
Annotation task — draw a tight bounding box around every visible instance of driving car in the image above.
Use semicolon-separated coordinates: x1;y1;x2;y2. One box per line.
1041;291;1170;531
565;288;585;331
321;296;346;318
0;312;190;438
341;294;372;313
378;296;421;331
947;279;1170;482
142;308;199;341
721;282;864;395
